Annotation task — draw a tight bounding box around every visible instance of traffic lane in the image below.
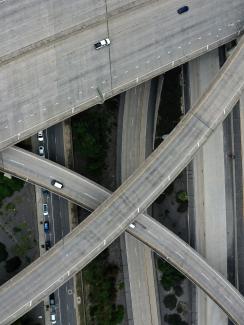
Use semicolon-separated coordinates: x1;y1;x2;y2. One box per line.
0;118;239;325
0;21;110;151
46;123;76;325
0;0;106;58
58;280;76;325
120;81;160;325
109;0;244;89
1;40;244;323
129;214;243;323
0;146;110;211
46;124;65;165
0;1;243;151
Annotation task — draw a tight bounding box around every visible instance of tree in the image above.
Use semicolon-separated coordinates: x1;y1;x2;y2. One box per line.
5;256;21;273
157;258;185;291
164;294;177;310
164;313;188;325
0;242;8;262
174;285;183;297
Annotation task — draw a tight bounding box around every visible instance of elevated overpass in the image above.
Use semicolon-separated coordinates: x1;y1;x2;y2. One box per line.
0;147;244;324
0;0;243;150
0;37;244;324
1;149;244;325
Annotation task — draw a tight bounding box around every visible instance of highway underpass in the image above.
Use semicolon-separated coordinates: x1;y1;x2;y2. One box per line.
0;0;243;150
1;150;244;325
0;37;244;324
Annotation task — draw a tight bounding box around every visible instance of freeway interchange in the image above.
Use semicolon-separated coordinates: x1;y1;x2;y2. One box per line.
0;35;244;323
0;1;244;325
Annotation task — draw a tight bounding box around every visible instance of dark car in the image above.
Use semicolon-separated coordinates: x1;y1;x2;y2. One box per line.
49;293;55;306
44;221;49;233
177;6;189;14
42;189;50;196
45;240;51;250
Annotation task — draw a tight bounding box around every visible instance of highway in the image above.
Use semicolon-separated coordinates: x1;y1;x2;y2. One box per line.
1;152;244;325
45;124;77;325
0;0;243;149
189;50;228;324
118;81;160;325
0;38;244;324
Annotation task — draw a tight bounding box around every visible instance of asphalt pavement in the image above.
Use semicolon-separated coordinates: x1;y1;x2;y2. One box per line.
45;124;77;325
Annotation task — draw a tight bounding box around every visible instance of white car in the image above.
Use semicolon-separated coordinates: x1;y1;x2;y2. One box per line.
38;145;45;157
43;203;48;216
51;180;64;189
129;223;136;229
94;38;110;50
37;130;44;142
50;313;56;324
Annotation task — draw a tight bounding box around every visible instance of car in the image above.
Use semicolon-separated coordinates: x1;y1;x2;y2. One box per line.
49;293;55;306
38;145;45;157
177;5;189;14
50;313;56;324
37;130;44;142
51;180;63;189
42;189;50;197
94;38;110;50
129;223;136;229
45;240;51;250
44;221;49;233
43;203;48;216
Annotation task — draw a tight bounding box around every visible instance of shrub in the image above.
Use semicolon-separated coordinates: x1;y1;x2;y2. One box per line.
157;258;185;291
83;249;124;324
174;285;183;297
164;313;188;325
0;242;8;262
5;256;21;273
177;201;188;213
111;305;124;324
164;294;177;310
176;191;188;203
177;302;184;313
13;227;21;233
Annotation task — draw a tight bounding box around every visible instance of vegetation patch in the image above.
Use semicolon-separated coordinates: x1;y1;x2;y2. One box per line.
83;249;124;325
176;191;188;203
157;258;185;291
0;242;8;262
5;202;16;212
174;285;183;297
5;256;22;273
72;99;118;183
164;294;177;310
0;173;24;206
164;313;188;325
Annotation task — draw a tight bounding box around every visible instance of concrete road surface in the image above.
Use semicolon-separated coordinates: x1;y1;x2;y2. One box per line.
118;82;160;325
190;50;228;324
0;0;243;149
0;38;244;324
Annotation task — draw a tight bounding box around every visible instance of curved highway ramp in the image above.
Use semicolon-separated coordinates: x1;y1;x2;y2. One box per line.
0;37;244;324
